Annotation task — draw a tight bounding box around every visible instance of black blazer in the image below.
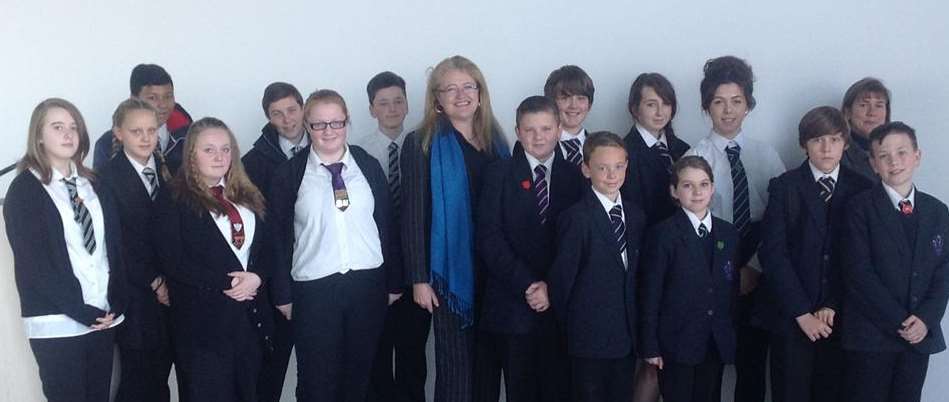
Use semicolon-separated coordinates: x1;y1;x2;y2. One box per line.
841;184;949;354
640;210;740;365
3;170;127;326
99;152;170;348
268;145;401;306
621;127;690;227
242;123;291;197
757;162;873;334
476;143;585;335
151;187;272;352
549;188;646;359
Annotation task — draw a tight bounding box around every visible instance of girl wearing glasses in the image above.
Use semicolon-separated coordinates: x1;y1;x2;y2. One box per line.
268;89;400;402
401;55;509;402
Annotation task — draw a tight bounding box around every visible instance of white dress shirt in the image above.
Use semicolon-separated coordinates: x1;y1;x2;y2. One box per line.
592;187;627;267
209;178;256;270
636;123;668;148
157;124;170;153
25;165;124;338
291;146;384;281
558;128;587;159
883;182;916;211
354;127;407;177
685;130;786;224
126;152;158;195
808;161;840;184
683;207;713;237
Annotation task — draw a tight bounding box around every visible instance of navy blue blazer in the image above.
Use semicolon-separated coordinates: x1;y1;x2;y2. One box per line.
640;209;740;364
99;152;170;348
476;143;585;335
621;126;690;227
842;184;949;354
151;186;272;352
4;170;127;326
757;161;872;334
549;188;646;359
267;145;401;306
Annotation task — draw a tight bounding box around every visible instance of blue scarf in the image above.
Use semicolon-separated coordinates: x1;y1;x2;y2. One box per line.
429;123;508;328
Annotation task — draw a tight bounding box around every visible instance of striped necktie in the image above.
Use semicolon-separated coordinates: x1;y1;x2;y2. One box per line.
562;138;582;166
534;165;549;224
818;176;835;203
62;177;96;254
142;167;158;200
609;205;627;256
698;222;709;238
725;143;750;238
653;141;674;173
388;141;401;216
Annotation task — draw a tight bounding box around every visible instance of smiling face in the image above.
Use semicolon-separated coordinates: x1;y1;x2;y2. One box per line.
555;93;590;134
137;84;175;127
267;96;305;142
370;86;408;135
582;145;628;201
40;107;80;169
846;92;888;138
804;131;846;174
114;109;159;165
670;166;714;217
516;111;560;161
306;101;348;162
194;127;233;187
708;83;749;138
436;69;479;123
871;132;920;193
633;86;673;135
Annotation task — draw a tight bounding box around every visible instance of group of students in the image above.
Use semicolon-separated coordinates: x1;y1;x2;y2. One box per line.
3;54;946;402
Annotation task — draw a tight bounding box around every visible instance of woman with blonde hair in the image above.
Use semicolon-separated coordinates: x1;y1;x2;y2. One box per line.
151;117;271;402
401;55;509;401
4;98;127;402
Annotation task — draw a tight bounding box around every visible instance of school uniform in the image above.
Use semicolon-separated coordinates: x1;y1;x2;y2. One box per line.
622;124;691;227
400;124;506;402
686;130;786;402
241;122;308;402
474;142;585;402
641;208;740;402
355;128;432;402
268;144;400;402
558;128;587;167
98;152;186;402
151;181;272;402
757;161;873;402
3;167;128;402
548;187;645;402
93;102;192;174
841;183;949;402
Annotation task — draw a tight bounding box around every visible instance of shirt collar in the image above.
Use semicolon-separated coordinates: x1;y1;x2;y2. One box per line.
49;161;80;183
560;128;586;143
709;129;745;153
882;182;916;211
524;150;554;177
278;132;309;157
636;123;666;148
592;186;623;213
808;160;840;183
125;151;156;173
683;207;713;236
378;127;407;147
309;145;353;169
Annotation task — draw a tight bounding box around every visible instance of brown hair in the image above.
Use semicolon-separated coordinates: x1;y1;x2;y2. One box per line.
670;155;714;187
841;77;891;124
582;131;627;164
628;72;678;138
700;55;756;112
110;98;172;181
18;98;94;184
544;65;596;105
171;117;266;218
418;55;503;154
798;106;850;148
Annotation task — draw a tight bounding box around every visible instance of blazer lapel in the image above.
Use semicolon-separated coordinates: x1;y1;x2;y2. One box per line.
796;163;828;236
673;210;708;275
871;185;911;257
116;153;155;204
586;191;626;269
511;147;544;227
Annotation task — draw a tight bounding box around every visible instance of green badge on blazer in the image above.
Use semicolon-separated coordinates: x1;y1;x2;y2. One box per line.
717;240;725;250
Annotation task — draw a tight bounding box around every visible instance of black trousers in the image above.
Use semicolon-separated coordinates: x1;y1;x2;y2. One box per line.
294;269;388;402
844;349;930;402
734;290;769;402
116;308;186;402
571;353;635;402
29;328;115;402
177;315;262;402
769;332;843;402
659;342;723;402
368;292;431;402
432;300;477;402
257;304;294;402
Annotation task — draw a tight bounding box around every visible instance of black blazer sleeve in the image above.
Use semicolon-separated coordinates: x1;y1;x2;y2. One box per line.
760;175;813;319
548;206;585;323
400;132;431;284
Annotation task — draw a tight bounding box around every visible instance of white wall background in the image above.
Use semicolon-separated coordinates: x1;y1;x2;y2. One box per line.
2;1;948;401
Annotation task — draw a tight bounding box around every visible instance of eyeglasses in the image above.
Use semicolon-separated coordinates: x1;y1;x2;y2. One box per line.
308;120;347;131
436;83;479;97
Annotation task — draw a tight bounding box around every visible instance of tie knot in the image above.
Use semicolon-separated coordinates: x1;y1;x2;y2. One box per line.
653;141;669;151
610;205;623;218
534;164;547;178
726;143;741;156
210;185;225;199
142;166;156;176
388;141;399;152
322;162;345;176
819;176;835;186
899;199;914;215
61;177;77;188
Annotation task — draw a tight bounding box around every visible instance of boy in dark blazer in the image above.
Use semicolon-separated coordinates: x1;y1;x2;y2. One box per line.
758;106;873;402
842;121;949;402
641;155;740;402
549;131;646;402
475;96;585;402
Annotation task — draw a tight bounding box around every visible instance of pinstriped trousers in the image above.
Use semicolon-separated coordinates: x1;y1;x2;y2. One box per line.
433;302;477;402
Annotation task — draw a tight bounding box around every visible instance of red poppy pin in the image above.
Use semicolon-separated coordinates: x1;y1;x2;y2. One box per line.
520;179;532;190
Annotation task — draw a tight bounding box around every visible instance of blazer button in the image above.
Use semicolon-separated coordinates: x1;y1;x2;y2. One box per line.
823;254;830;262
708;288;714;294
707;310;714;316
257;322;263;328
912;271;919;278
252;308;258;313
